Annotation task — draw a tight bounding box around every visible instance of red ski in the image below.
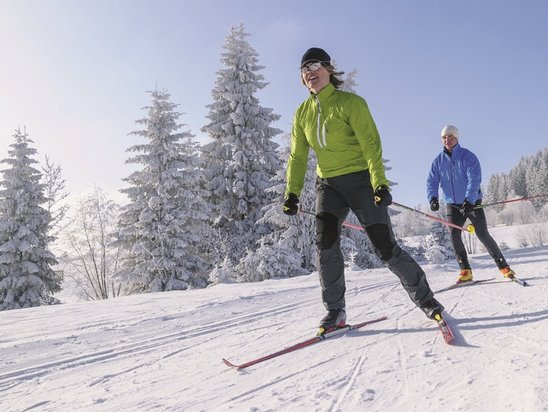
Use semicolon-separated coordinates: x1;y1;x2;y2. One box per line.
434;313;455;344
223;316;388;370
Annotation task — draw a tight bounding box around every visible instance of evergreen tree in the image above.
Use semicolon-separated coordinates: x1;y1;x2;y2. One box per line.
526;148;548;208
509;159;527;197
485;173;501;204
423;221;454;264
340;68;358;93
116;90;212;293
235;136;316;282
201;23;282;273
0;129;61;310
538;148;548;206
485;173;509;212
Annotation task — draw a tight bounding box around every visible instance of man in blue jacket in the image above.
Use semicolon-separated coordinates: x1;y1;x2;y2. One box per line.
426;125;515;283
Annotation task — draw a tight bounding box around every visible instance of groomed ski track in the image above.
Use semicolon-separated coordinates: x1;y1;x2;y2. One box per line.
0;246;547;412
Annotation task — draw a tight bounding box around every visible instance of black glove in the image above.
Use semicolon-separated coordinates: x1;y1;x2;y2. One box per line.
374;185;392;207
430;197;439;212
283;193;299;215
460;200;474;216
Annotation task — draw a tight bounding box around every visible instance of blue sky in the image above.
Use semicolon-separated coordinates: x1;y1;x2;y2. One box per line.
1;0;547;208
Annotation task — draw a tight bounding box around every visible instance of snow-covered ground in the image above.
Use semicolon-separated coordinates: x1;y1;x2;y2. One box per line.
1;244;547;412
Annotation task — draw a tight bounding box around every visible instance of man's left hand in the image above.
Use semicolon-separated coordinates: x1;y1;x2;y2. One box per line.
460;200;474;216
374;185;392;207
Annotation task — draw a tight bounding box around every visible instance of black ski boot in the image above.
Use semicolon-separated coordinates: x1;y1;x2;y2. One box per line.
420;299;444;320
318;309;347;335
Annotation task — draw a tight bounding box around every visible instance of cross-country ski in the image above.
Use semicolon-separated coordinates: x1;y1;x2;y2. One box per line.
223;316;388;370
435;278;496;293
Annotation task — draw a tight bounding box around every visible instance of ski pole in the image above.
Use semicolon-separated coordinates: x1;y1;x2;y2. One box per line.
298;209;365;231
473;193;548;209
390;201;475;234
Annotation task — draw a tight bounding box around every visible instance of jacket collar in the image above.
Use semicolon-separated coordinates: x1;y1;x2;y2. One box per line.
310;83;336;103
444;143;461;157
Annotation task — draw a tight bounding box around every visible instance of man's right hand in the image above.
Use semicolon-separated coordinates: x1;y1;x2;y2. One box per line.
283;193;299;215
430;197;439;212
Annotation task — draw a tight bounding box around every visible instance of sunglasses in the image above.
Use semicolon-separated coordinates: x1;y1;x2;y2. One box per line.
300;61;326;74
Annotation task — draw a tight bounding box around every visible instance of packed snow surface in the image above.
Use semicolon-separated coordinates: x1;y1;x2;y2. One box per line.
1;245;547;412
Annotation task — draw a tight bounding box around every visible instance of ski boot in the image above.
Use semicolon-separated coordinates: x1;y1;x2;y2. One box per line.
420;298;445;320
317;309;346;336
500;267;516;278
456;269;473;284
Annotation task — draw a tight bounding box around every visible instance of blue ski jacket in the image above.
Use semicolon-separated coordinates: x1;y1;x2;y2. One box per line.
426;143;483;205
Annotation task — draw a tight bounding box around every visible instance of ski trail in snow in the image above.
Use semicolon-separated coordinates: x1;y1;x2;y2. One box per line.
0;299;320;390
329;339;370;412
396;322;409;397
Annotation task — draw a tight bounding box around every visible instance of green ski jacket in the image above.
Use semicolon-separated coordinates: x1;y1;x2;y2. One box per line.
285;83;389;197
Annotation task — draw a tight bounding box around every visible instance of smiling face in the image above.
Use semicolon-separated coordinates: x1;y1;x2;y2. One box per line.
300;61;330;94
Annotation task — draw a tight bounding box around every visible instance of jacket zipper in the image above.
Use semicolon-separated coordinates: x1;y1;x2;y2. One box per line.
450;159;456;202
314;95;327;148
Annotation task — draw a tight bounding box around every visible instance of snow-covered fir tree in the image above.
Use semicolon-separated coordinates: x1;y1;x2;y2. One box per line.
116;89;212;293
235;135;316;282
485;173;509;212
423;221;454;264
0;129;61;310
509;159;528;197
201;23;282;276
526;148;548;208
340;68;358;93
485;147;548;212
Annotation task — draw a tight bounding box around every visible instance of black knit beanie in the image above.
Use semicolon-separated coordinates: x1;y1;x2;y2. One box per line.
300;47;331;67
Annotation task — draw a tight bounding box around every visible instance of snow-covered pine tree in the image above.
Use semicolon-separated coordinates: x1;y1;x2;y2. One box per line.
423;221;454;264
340;68;358;93
485;173;510;213
485;173;502;203
236;134;316;282
486;147;548;214
0;129;61;310
201;23;282;274
116;89;212;293
509;157;528;197
526;148;548;209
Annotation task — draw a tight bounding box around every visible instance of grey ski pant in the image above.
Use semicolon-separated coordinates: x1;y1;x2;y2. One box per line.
446;203;508;270
315;170;434;310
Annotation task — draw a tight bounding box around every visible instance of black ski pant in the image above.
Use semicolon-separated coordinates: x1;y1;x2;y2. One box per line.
315;170;434;311
446;203;508;270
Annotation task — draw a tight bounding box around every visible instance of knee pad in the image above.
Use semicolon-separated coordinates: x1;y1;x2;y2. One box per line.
316;212;339;250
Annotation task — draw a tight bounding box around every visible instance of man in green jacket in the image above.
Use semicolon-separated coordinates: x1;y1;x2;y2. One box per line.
284;47;443;334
